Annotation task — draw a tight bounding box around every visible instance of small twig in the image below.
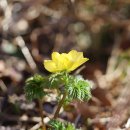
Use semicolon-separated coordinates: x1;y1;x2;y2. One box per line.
74;65;86;76
15;36;38;73
53;92;67;119
0;79;7;92
74;114;81;127
29;122;42;130
38;99;46;130
68;0;76;16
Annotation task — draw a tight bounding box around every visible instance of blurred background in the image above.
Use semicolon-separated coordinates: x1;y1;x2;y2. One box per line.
0;0;130;130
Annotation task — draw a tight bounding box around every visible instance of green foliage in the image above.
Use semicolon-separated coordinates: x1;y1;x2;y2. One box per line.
49;71;71;90
24;72;92;130
49;72;92;103
25;72;92;103
48;120;79;130
65;75;92;102
24;74;48;101
49;72;92;104
48;72;65;88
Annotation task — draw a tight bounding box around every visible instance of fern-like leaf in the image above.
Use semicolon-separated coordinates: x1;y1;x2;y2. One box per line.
24;74;48;101
48;120;79;130
65;75;92;102
49;71;70;89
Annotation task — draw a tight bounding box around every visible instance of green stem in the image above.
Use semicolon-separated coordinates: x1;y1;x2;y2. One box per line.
53;92;67;119
38;99;46;130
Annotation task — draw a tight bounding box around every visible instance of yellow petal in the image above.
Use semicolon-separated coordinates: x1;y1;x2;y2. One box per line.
43;50;89;73
60;53;70;68
52;52;60;62
68;50;78;59
68;50;83;61
44;60;57;73
52;52;67;68
68;58;89;71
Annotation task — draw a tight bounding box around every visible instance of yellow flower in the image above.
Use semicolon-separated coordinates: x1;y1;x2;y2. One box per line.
44;50;89;73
